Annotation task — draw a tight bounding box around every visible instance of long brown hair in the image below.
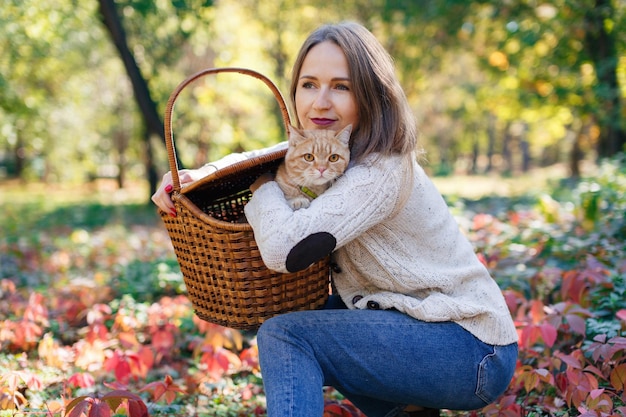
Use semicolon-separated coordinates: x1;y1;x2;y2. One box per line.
289;22;418;163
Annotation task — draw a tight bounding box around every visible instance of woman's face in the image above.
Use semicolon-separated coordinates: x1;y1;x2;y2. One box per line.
295;41;359;132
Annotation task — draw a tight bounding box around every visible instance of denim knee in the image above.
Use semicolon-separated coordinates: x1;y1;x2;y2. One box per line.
257;315;286;347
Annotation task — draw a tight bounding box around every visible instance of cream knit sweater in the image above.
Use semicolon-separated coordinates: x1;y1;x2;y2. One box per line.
212;148;518;346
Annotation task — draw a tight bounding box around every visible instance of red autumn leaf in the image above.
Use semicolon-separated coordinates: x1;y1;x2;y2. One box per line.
523;370;540;393
323;401;364;417
136;346;155;371
583;365;606;381
68;372;96;389
65;396;92;417
561;270;590;304
555;372;569;393
240;347;260;370
141;374;186;404
20;372;43;391
89;399;112;417
104;351;132;384
126;398;150;417
101;391;131;411
589;388;604;399
472;213;494;230
476;252;488;267
85;323;110;343
519;324;539;349
0;320;16;344
571;369;599;393
564;313;587;335
324;403;351;417
103;380;128;390
151;328;175;352
127;352;151;380
539;323;557;347
555;352;582;369
117;330;140;349
200;346;241;380
23;293;49;324
13;320;43;348
64;391;147;417
529;300;546;324
102;390;148;417
609;363;626;391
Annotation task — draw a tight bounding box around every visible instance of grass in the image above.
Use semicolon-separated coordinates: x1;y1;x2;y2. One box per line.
431;163;576;199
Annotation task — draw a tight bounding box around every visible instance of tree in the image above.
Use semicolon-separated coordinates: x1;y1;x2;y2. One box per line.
584;0;625;157
97;0;170;194
97;0;217;195
466;0;625;171
0;0;119;182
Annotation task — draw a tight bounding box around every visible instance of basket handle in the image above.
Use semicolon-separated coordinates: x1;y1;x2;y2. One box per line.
164;67;291;191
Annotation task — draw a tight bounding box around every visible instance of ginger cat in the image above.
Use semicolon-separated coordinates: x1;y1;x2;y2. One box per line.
275;124;352;210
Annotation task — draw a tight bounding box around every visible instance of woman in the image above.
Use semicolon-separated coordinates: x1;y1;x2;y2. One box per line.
153;22;518;417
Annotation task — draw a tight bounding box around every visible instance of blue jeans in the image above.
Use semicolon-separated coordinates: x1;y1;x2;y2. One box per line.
257;296;518;417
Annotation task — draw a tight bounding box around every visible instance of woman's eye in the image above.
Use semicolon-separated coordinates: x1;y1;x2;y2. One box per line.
329;154;339;162
304;154;315;162
335;84;350;91
302;81;315;89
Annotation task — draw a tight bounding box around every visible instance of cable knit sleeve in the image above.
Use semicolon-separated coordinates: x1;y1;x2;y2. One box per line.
243;154;408;273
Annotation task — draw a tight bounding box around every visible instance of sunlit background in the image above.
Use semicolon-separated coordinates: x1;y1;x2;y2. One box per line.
1;0;624;196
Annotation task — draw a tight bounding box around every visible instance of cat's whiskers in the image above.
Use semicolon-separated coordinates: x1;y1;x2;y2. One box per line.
275;124;352;210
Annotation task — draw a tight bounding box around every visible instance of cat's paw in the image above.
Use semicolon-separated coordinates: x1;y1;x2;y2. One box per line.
289;197;311;210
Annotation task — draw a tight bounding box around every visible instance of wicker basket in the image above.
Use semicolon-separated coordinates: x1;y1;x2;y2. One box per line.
159;67;330;330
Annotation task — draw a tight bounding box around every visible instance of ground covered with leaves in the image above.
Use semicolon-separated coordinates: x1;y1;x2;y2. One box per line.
1;156;625;417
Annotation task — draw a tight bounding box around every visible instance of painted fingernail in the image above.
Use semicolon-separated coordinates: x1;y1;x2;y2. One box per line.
170;209;177;217
165;184;173;193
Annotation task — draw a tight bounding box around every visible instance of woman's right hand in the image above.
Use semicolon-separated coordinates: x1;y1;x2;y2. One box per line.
151;168;206;216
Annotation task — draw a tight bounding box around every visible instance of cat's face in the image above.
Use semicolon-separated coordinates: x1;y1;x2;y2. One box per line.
286;125;351;186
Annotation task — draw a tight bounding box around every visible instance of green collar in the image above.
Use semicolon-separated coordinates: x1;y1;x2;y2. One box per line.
299;185;318;199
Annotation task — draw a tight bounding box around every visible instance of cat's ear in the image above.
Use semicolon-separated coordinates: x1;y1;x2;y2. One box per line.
288;125;306;144
336;124;352;145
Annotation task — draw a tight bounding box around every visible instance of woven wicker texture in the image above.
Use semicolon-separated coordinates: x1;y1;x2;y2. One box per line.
159;68;330;330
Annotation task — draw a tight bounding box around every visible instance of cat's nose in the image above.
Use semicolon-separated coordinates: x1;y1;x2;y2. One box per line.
317;167;326;175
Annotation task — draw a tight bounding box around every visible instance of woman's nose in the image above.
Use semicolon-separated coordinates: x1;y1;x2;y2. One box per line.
312;88;331;110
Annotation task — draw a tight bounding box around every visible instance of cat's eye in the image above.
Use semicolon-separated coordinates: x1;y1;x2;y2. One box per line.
328;154;340;162
303;153;315;162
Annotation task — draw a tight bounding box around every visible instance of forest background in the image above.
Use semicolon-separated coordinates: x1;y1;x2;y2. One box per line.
1;0;625;190
1;1;626;417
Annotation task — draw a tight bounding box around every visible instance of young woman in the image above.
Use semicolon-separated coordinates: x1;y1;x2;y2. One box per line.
153;22;518;417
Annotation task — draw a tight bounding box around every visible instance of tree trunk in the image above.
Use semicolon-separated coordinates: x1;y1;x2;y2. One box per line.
14;133;24;179
145;128;159;199
97;0;165;196
502;122;512;174
114;130;126;189
584;0;625;157
471;131;479;174
570;129;583;178
486;113;496;173
520;139;530;172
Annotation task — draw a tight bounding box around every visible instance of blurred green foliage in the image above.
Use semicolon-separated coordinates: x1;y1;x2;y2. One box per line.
0;0;624;196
